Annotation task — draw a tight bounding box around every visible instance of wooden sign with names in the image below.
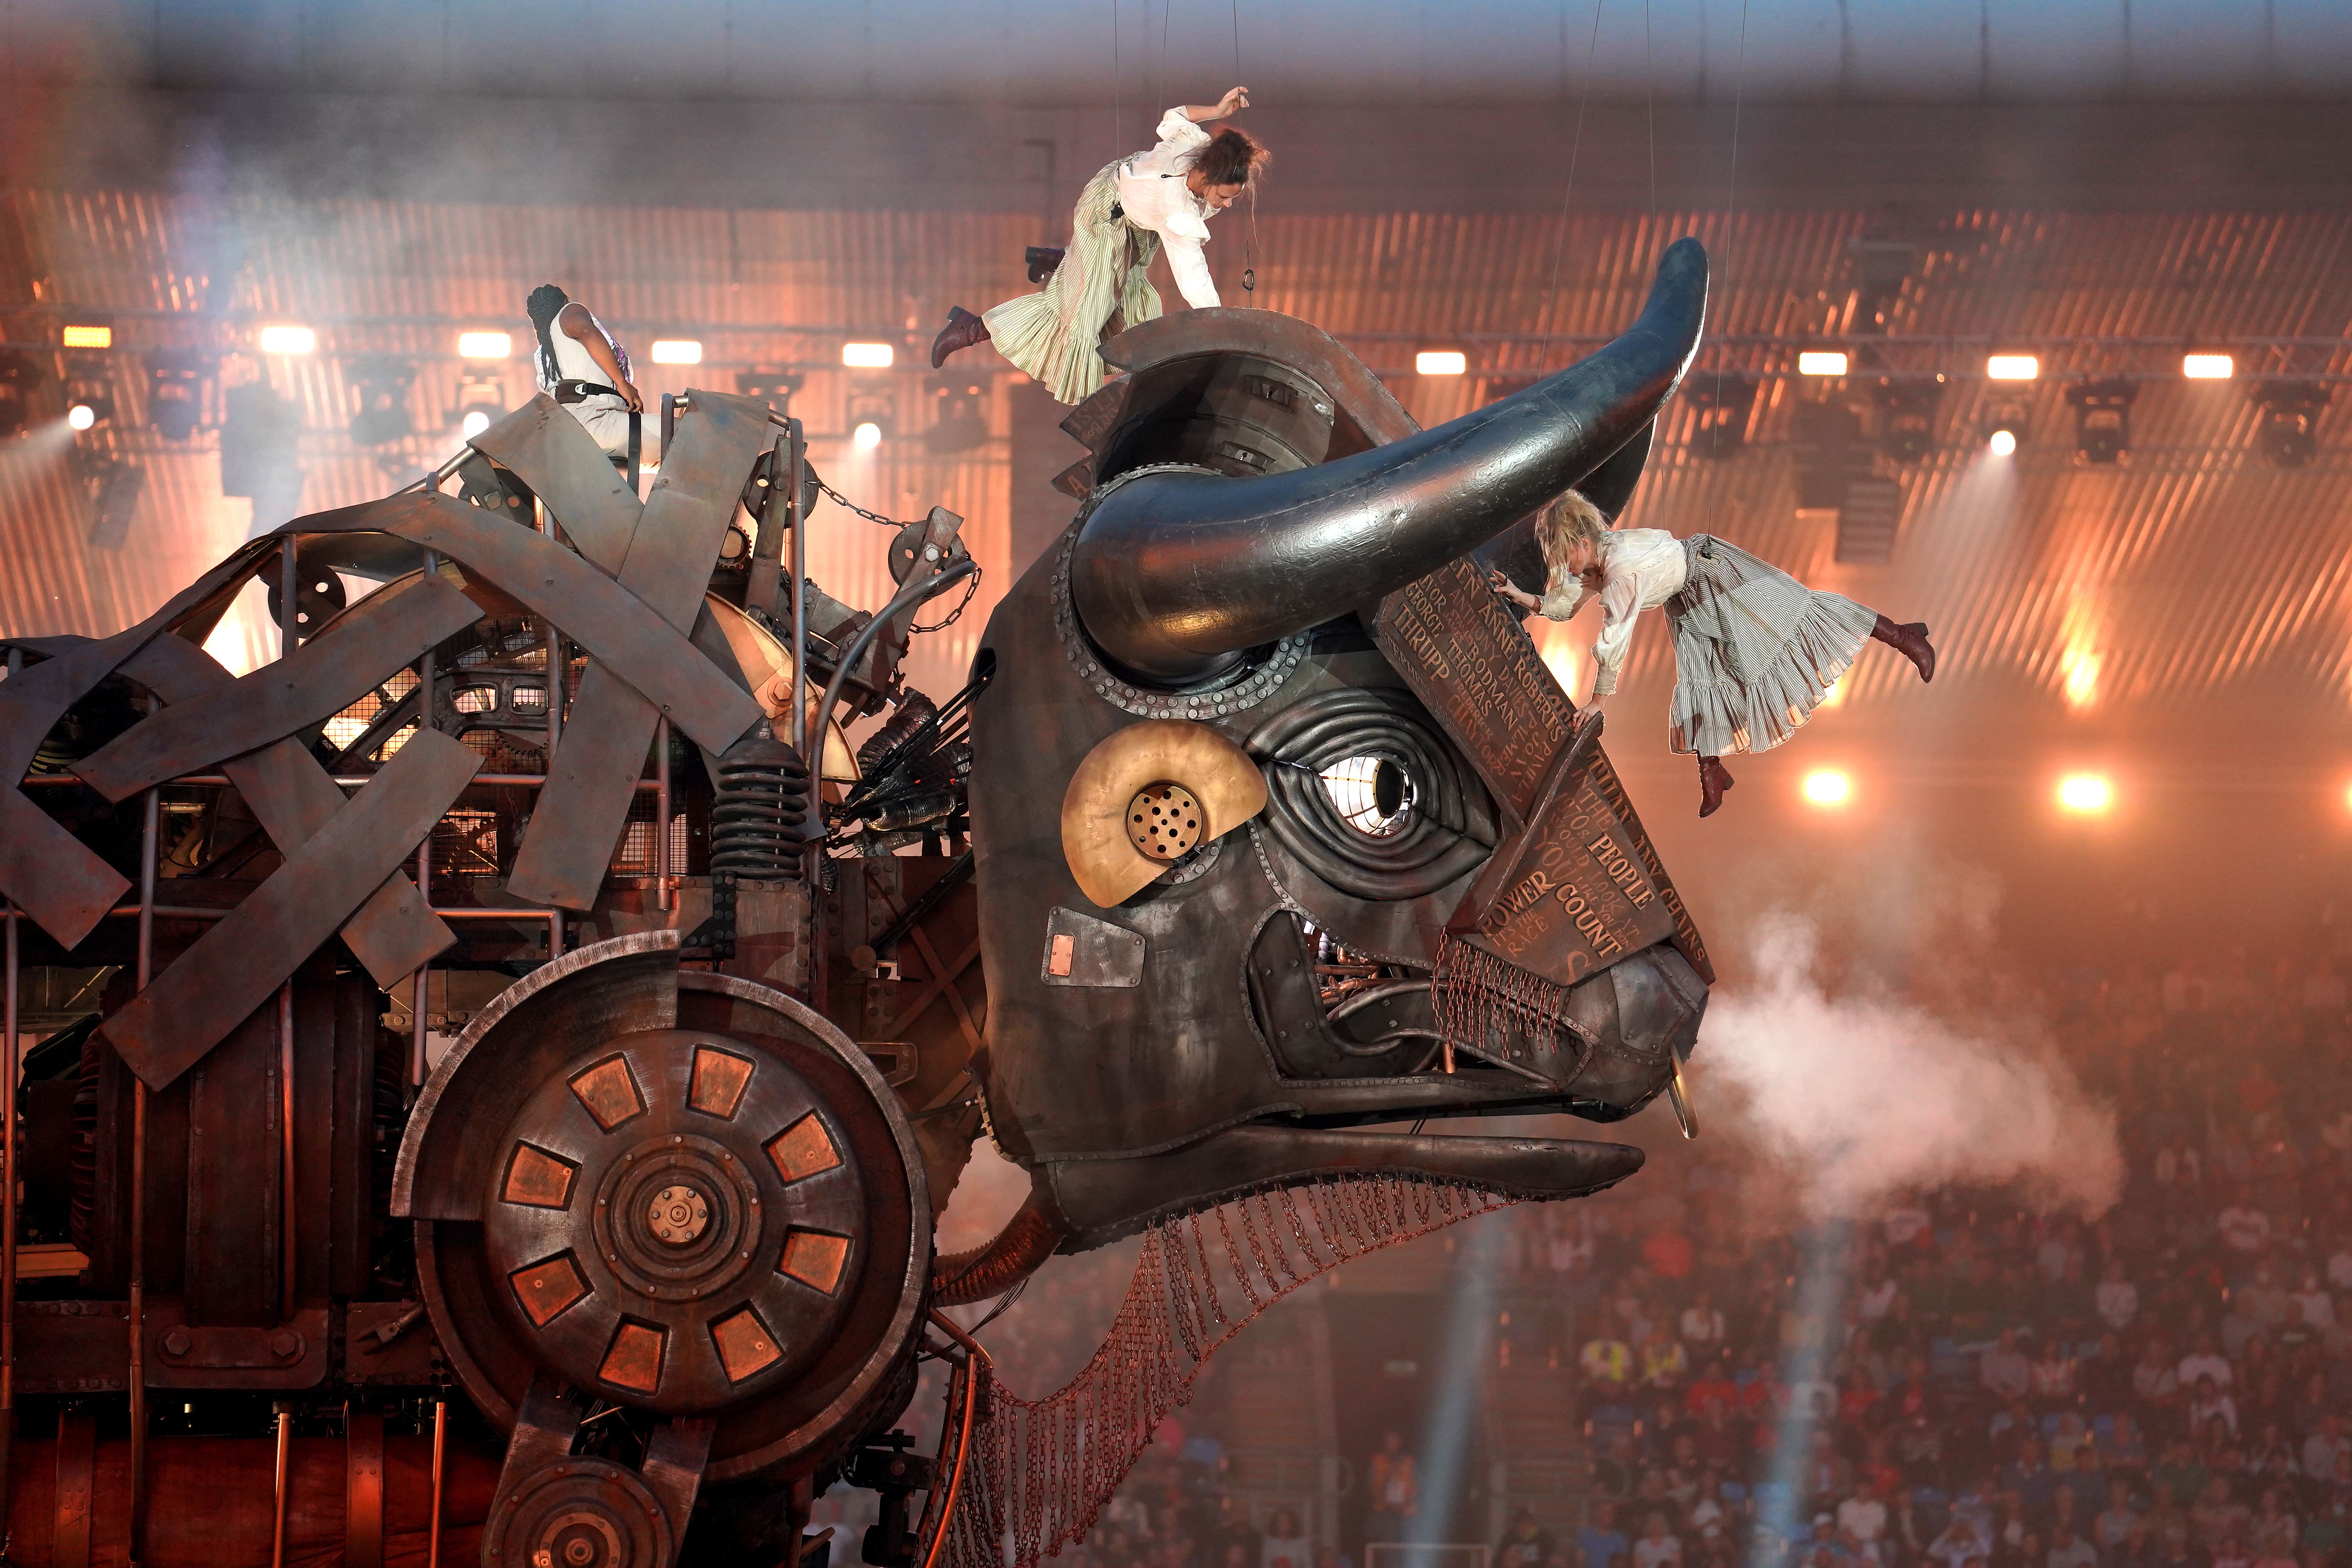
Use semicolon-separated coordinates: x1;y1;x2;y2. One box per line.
1371;557;1713;984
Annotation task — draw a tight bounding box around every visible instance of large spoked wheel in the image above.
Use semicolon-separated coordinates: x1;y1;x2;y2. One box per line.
395;933;930;1484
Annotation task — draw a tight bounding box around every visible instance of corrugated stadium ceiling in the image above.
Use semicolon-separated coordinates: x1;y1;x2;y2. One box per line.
2;191;2348;728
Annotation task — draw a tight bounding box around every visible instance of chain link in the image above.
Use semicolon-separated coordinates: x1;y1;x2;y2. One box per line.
909;567;983;634
815;476;918;529
812;476;982;631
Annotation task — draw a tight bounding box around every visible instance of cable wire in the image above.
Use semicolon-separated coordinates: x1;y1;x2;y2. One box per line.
1707;0;1752;459
1542;0;1608;339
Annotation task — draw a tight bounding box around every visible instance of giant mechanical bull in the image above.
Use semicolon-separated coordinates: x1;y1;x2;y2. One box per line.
0;239;1710;1568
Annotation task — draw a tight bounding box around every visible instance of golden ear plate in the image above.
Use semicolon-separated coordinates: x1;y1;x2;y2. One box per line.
1060;721;1267;908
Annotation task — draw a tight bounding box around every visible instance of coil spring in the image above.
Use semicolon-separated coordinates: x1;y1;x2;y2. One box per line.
709;729;811;880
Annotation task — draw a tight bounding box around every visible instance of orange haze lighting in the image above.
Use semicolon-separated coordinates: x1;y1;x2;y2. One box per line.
1801;770;1852;807
2057;773;2113;814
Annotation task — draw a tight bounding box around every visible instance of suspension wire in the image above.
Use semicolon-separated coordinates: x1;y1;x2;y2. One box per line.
1541;0;1608;346
1707;0;1752;459
1644;0;1658;222
1112;0;1123;152
1233;0;1258;301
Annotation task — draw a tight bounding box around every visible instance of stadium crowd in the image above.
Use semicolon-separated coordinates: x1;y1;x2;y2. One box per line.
940;953;2352;1568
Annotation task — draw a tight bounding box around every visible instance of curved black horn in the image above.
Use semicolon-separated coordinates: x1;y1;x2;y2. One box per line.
1073;237;1708;684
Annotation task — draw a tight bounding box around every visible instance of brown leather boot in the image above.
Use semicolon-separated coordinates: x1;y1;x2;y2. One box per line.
1698;756;1735;818
1871;614;1936;683
930;306;990;369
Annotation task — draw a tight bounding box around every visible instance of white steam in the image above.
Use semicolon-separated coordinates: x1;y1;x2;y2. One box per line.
1696;912;2122;1219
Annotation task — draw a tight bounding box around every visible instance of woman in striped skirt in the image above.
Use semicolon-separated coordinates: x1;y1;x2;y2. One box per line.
1491;490;1937;818
931;87;1267;404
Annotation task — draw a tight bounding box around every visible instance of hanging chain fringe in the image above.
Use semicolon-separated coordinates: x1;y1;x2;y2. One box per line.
937;1174;1516;1568
1429;931;1582;1068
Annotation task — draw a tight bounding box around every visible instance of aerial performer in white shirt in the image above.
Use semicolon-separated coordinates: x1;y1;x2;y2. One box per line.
1490;491;1938;818
930;86;1267;402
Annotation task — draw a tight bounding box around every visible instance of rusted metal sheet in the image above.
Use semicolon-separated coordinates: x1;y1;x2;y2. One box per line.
117;635;456;991
507;392;772;911
145;1303;330;1390
505;664;663;911
0;791;130;954
346;1412;386;1568
470;396;644;576
293;492;761;753
100;729;481;1091
1372;557;1573;823
75;573;482;805
1444;720;1679;988
184;1003;285;1325
14;1300;130;1393
54;1411;96;1568
0;614;236;949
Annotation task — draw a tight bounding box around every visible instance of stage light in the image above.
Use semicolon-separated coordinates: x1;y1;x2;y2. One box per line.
842;342;895;369
2253;382;2328;468
1801;770;1852;807
1798;351;1849;377
926;382;989;454
736;370;803;414
1986;354;2039;381
1874;377;1944;465
853;421;882;450
0;351;44;437
650;339;703;365
147;351;207;441
63;354;114;430
1415;351;1467;376
1982;398;2028;456
347;356;416;446
61;324;112;349
259;325;316;355
2067;379;2136;465
458;331;512;360
454;370;505;443
2182;353;2233;380
2057;773;2112;814
2062;649;2101;709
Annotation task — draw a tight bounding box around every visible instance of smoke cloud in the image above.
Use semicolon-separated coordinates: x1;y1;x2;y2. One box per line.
1695;911;2123;1220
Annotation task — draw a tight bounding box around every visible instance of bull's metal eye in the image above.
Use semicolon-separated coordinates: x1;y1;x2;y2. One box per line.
1318;755;1414;838
1125;782;1203;860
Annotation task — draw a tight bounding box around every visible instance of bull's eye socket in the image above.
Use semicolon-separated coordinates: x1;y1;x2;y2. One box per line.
1319;755;1414;838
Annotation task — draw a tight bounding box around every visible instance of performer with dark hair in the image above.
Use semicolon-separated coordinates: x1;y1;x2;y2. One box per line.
930;86;1269;404
525;284;648;468
1491;490;1937;818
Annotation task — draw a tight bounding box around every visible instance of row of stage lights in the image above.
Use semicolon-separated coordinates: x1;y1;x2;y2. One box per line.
1800;768;2115;813
22;324;914;446
1797;768;2260;817
1412;347;2251;383
30;320;2328;466
1412;344;2330;465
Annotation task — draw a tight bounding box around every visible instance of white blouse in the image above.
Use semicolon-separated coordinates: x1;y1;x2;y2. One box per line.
1536;527;1687;696
1116;108;1222;310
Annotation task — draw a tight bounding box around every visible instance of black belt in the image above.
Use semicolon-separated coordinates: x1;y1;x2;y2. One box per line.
552;379;621;405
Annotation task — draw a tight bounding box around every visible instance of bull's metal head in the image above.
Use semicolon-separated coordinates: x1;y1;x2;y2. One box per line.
960;239;1716;1258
